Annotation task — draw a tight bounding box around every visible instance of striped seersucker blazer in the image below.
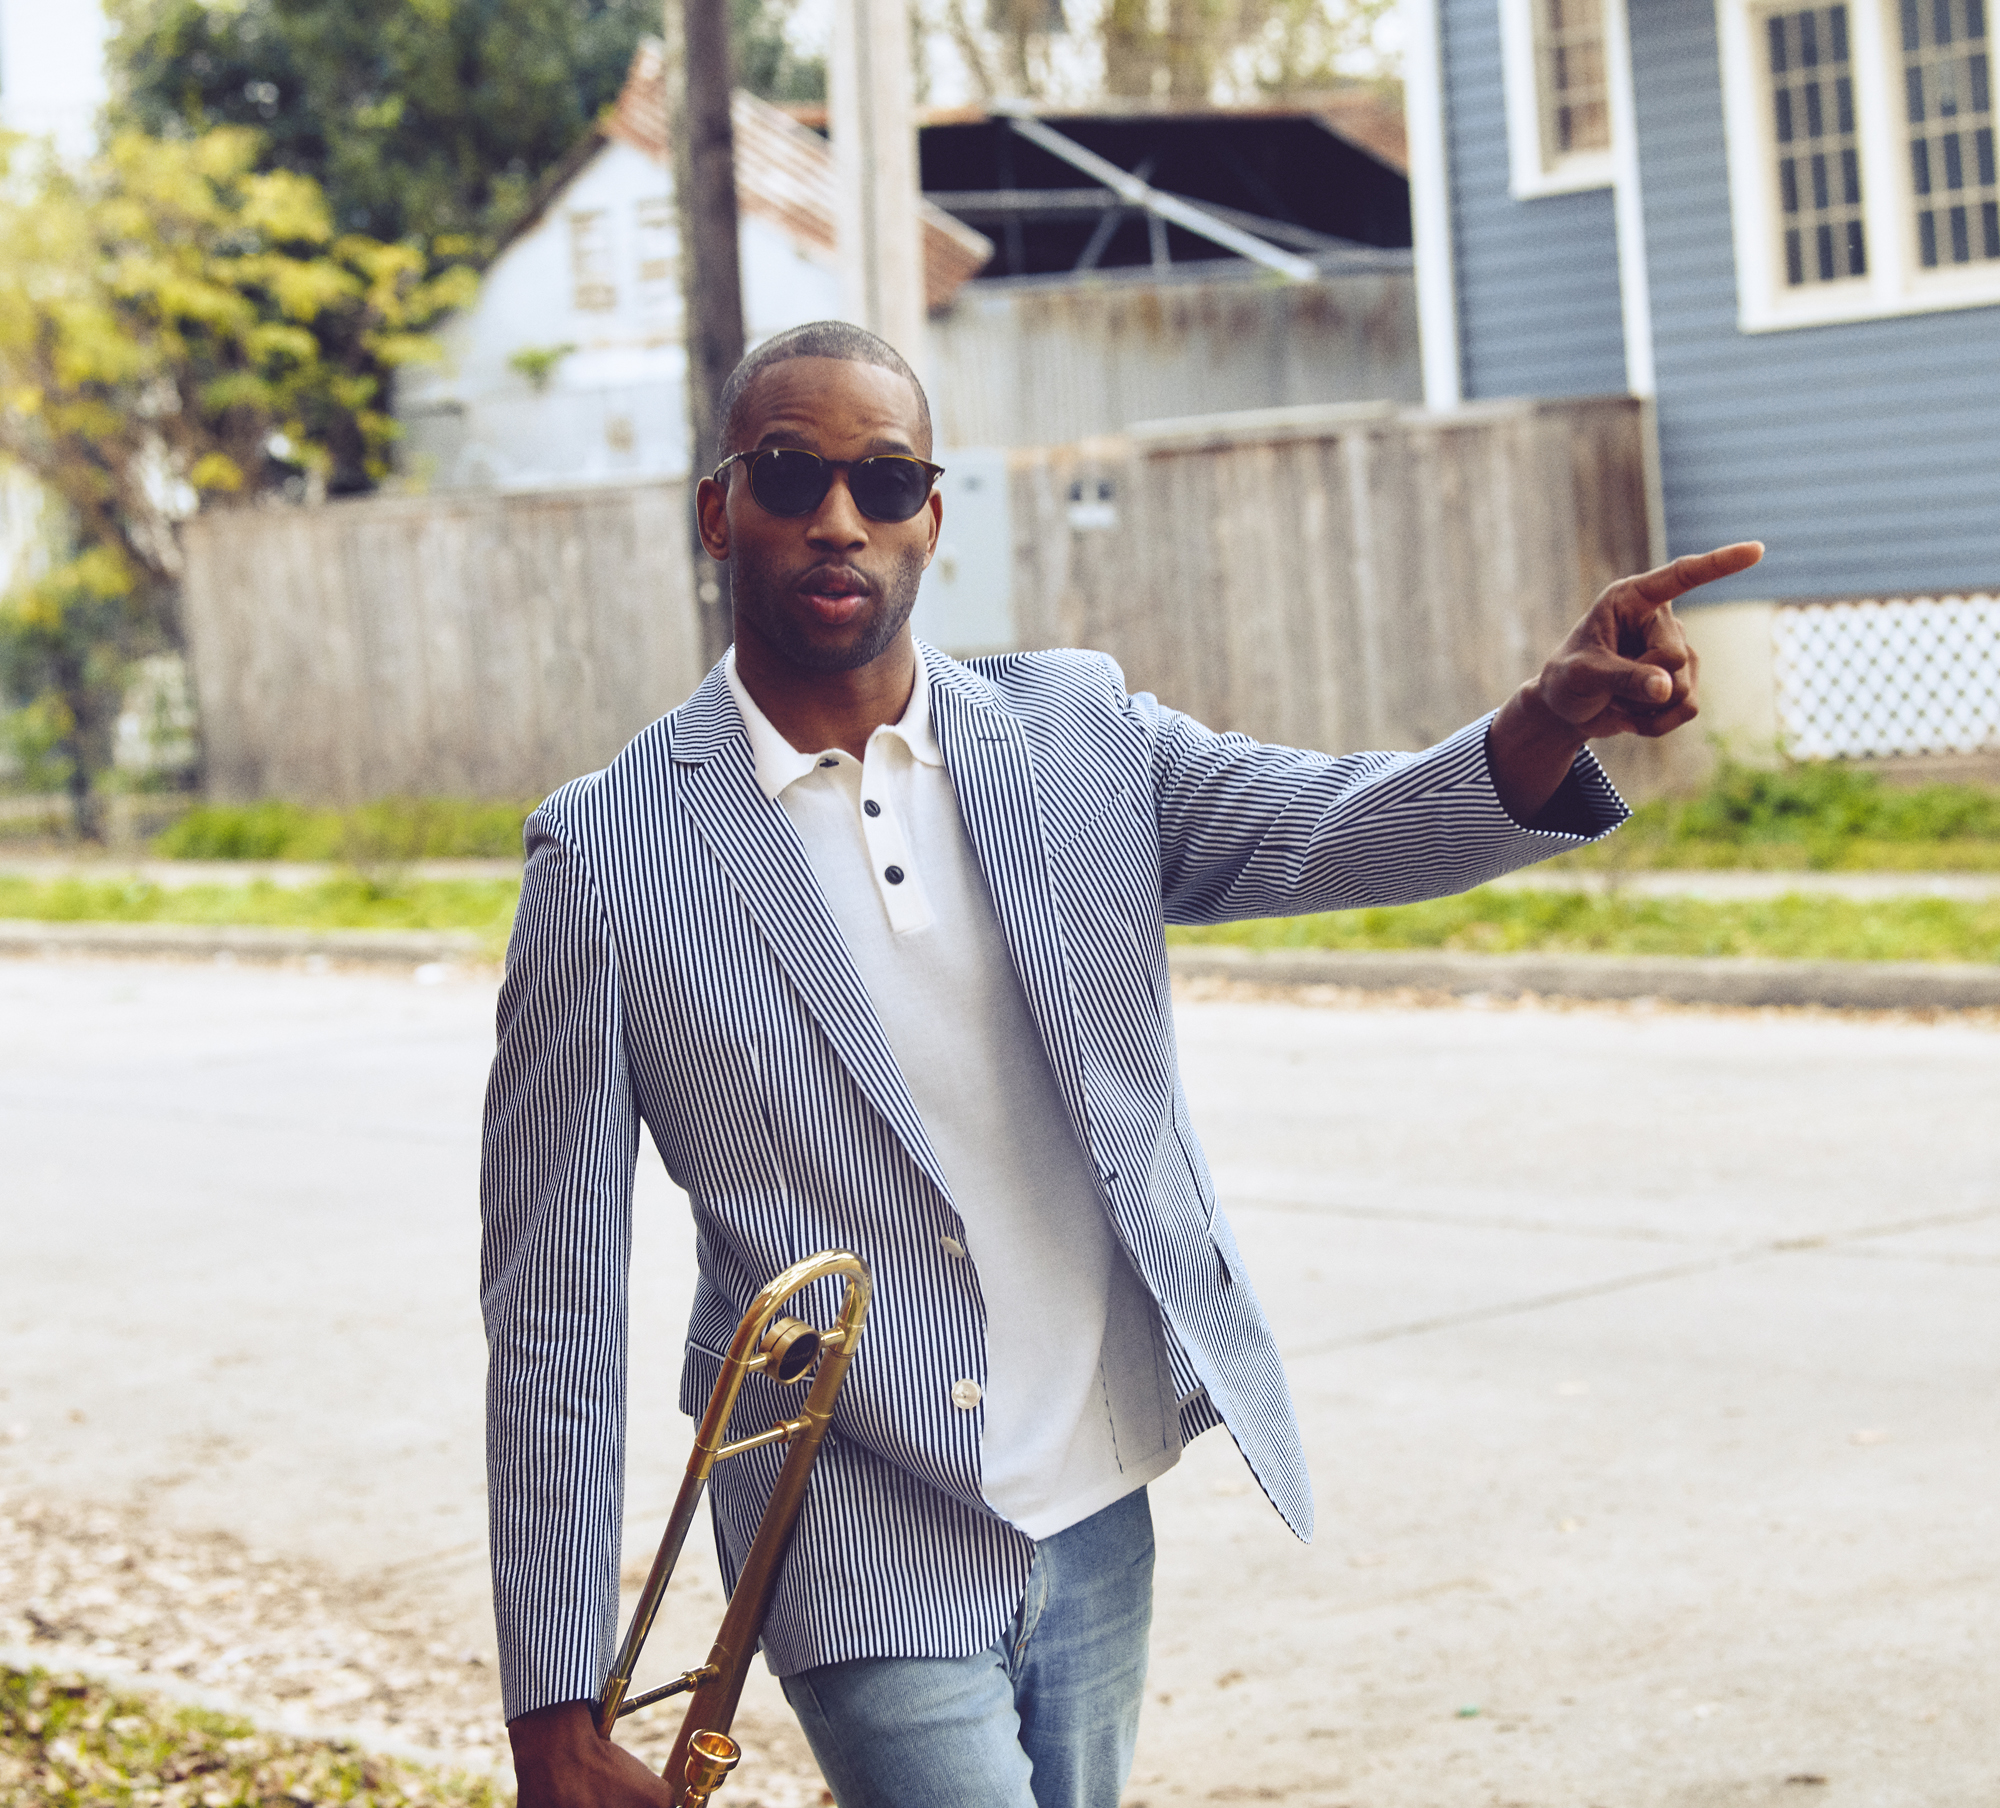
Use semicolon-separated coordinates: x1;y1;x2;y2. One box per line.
480;643;1623;1720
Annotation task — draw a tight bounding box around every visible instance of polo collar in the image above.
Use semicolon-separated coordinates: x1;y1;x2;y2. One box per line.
723;646;944;802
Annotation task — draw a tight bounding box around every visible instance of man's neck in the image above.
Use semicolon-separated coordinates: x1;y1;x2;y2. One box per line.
732;627;919;761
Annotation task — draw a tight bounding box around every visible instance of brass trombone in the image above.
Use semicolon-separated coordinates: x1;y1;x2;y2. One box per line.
596;1249;872;1806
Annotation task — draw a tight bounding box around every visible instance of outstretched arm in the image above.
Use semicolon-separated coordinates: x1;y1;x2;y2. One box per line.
1486;542;1765;825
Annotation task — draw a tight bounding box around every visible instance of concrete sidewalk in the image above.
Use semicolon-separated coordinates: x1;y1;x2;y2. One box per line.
9;919;1994;1012
1488;866;2000;901
0;856;524;888
1166;945;2000;1010
6;853;1999;900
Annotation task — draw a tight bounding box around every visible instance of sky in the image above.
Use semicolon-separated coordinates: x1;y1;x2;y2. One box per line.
0;0;111;160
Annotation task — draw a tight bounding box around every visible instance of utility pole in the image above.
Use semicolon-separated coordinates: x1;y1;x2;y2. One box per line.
673;0;746;666
829;0;926;362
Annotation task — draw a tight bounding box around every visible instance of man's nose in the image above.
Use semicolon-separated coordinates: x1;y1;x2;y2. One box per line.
805;474;869;549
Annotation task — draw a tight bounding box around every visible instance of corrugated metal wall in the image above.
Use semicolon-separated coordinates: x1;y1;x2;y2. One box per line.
926;266;1420;447
1439;0;1628;399
1633;0;2000;602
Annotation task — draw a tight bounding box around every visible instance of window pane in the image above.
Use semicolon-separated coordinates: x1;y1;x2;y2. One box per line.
1905;0;2000;267
1534;0;1611;168
569;210;617;312
1763;6;1868;285
634;198;678;322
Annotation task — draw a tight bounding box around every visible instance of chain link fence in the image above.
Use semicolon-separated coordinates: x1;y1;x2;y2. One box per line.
1773;593;2000;759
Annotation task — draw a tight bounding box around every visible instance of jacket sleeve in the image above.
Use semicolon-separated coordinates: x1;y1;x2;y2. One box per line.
1128;692;1628;926
480;797;639;1722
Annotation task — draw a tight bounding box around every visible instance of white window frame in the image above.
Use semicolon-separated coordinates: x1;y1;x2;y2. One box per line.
568;208;618;314
1718;0;2000;331
1499;0;1619;197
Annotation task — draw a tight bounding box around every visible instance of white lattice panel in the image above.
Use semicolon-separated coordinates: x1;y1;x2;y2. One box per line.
1773;595;2000;759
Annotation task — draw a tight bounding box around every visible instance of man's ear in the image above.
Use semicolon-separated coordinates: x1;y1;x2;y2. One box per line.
921;488;943;567
696;475;730;561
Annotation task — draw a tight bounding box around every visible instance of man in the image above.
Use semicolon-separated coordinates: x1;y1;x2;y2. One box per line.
484;320;1761;1808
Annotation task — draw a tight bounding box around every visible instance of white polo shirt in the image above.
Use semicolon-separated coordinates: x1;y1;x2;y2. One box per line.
724;650;1183;1538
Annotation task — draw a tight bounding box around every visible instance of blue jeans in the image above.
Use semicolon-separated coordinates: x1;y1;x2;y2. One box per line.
780;1489;1155;1808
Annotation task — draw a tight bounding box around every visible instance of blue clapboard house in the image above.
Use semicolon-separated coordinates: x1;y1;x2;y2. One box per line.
1401;0;2000;762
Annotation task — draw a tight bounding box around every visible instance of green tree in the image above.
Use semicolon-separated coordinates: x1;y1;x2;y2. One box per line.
112;0;824;253
0;128;473;834
731;0;829;102
934;0;1394;104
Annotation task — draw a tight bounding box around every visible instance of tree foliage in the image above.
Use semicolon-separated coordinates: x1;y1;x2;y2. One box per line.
0;128;472;831
112;0;825;253
937;0;1396;105
112;0;664;246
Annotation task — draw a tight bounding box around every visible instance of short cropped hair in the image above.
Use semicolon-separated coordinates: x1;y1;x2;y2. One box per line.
715;321;933;463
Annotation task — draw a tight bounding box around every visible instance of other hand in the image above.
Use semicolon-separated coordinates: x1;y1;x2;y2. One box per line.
510;1699;675;1808
1486;541;1764;825
1531;541;1765;740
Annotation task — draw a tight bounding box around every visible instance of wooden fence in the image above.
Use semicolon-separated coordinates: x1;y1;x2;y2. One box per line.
182;482;703;803
1005;394;1659;764
180;395;1663;804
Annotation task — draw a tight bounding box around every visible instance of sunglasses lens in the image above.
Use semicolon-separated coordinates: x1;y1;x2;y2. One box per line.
748;449;833;516
850;458;934;522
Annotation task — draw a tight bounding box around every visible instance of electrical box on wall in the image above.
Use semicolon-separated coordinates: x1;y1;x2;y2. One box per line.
911;449;1015;658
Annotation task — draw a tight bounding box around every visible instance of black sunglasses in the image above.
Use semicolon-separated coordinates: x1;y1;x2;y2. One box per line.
712;448;944;523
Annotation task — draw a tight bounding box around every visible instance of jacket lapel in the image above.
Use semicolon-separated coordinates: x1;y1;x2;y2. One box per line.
666;665;952;1203
924;648;1098;1161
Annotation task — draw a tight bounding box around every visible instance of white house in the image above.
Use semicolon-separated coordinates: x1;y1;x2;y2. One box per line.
397;42;991;490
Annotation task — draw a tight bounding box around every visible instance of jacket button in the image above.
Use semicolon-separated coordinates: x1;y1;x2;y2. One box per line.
884;865;905;884
950;1379;982;1411
863;799;882;817
939;1235;967;1258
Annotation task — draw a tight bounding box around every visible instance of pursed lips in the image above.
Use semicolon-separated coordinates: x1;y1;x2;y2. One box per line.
797;565;874;627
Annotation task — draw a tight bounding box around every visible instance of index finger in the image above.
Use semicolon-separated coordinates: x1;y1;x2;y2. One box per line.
1622;541;1765;611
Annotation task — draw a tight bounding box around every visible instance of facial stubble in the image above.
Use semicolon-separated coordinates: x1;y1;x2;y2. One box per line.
728;538;930;674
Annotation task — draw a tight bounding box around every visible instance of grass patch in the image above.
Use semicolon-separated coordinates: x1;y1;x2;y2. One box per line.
136;765;2000;871
0;1666;499;1807
1;871;1995;964
1167;888;2000;965
1554;758;2000;872
0;875;522;957
154;798;536;862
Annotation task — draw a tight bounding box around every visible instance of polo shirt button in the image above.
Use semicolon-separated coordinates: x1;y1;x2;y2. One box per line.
939;1235;966;1258
818;757;837;768
863;799;882;817
950;1379;982;1411
884;865;905;884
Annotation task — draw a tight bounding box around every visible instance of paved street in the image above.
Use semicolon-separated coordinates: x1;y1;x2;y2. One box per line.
2;955;1996;1805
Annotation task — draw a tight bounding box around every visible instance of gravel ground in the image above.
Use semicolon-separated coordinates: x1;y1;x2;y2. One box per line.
1;1664;502;1807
